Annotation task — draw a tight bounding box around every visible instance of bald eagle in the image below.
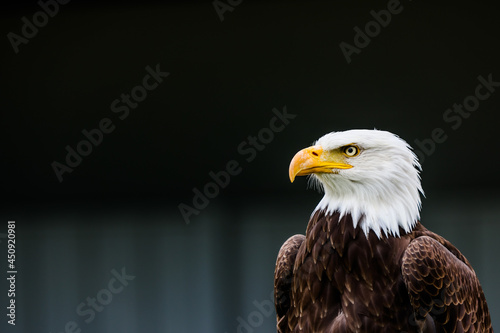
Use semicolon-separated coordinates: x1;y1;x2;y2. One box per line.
274;129;493;333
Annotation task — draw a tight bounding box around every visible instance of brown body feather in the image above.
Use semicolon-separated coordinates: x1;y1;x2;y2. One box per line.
274;210;493;333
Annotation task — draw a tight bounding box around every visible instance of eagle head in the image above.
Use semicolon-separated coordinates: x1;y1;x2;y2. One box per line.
289;129;424;238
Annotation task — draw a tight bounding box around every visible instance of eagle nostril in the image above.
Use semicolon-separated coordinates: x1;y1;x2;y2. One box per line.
312;151;319;157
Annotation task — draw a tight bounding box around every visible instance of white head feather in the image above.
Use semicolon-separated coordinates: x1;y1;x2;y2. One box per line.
311;129;424;238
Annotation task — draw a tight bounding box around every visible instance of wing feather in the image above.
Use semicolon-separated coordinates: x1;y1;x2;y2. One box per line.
402;235;493;332
274;234;305;333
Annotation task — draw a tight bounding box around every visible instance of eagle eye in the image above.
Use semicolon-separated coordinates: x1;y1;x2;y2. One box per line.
342;145;360;157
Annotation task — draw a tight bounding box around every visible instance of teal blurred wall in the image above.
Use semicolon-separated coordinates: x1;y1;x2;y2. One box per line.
1;191;498;332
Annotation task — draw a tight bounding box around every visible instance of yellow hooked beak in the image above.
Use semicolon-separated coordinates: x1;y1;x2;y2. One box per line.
289;145;353;182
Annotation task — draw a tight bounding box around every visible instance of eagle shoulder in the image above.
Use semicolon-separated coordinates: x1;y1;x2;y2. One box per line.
274;234;305;333
402;234;493;332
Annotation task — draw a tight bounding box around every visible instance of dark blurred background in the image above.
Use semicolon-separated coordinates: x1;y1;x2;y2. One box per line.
1;0;499;332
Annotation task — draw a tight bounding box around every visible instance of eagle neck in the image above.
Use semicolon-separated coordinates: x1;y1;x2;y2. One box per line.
312;185;419;239
306;209;414;247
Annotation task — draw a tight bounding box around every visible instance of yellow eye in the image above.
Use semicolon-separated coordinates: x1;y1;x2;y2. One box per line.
342;145;359;157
